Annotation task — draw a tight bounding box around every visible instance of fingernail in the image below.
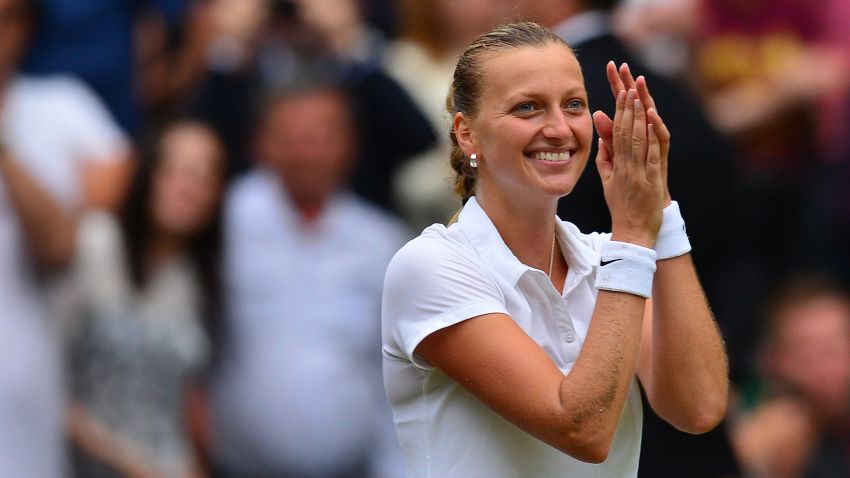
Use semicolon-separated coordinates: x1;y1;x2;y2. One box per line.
628;89;636;100
635;99;642;110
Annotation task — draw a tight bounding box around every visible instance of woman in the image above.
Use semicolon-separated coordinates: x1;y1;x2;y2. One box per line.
381;22;728;477
65;120;226;478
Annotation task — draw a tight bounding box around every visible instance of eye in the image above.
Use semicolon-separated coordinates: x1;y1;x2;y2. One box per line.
513;102;538;115
565;99;585;111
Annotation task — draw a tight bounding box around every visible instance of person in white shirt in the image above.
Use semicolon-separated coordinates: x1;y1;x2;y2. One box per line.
382;22;728;477
210;85;409;477
0;1;131;475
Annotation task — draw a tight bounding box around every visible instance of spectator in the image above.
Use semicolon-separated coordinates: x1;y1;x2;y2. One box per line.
690;0;850;291
385;0;517;230
21;0;212;134
0;0;131;474
64;120;227;478
190;0;435;214
209;85;408;477
733;278;850;478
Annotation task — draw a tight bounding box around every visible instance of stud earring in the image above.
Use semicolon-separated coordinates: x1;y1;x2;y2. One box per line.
469;153;478;168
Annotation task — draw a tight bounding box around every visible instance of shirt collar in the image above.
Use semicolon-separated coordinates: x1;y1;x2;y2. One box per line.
456;197;600;285
552;10;612;46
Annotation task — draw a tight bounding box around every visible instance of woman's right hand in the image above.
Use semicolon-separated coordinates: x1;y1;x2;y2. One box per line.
594;85;665;248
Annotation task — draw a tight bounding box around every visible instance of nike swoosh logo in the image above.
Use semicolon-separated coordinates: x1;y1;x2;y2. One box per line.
600;258;623;267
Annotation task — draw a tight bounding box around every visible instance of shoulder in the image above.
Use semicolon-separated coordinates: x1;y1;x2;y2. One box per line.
341;195;412;244
383;226;508;367
384;224;506;316
225;169;279;217
386;224;483;283
16;75;104;114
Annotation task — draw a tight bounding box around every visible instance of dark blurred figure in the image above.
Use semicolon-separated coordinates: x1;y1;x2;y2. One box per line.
1;1;130;474
524;0;743;477
386;0;518;230
691;0;850;296
21;0;212;134
189;0;435;214
209;86;408;477
733;278;850;478
64;120;227;478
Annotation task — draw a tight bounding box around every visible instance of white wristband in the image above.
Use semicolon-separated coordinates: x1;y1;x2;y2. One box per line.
595;241;657;298
655;201;691;260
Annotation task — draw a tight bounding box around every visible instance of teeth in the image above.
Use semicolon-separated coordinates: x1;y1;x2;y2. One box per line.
532;151;571;162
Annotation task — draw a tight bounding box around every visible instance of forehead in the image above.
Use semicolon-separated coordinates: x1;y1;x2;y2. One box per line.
478;43;585;101
776;297;850;340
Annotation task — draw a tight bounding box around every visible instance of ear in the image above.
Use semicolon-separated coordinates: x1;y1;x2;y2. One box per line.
453;112;476;157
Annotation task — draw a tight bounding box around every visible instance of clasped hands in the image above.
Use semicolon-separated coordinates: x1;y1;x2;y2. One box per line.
594;61;672;249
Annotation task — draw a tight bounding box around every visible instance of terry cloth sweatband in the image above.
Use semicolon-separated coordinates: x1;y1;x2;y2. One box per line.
596;241;657;298
655;201;691;260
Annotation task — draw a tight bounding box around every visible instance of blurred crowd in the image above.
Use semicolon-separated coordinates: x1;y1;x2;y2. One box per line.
0;0;848;477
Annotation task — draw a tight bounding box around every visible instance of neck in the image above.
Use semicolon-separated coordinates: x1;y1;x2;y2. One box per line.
476;186;560;275
293;198;326;223
148;232;185;272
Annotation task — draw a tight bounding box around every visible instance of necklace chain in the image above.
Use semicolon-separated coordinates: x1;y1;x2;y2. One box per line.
547;233;556;278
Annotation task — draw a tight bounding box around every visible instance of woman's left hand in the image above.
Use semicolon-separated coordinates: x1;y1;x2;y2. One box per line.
594;61;672;206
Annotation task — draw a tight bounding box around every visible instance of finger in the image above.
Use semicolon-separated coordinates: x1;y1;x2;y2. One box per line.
619;63;637;91
619;89;636;167
593;110;614;154
632;94;648;171
646;123;662;185
606;60;625;98
647;107;670;160
635;75;658;113
611;89;626;170
647;107;670;194
595;137;613;181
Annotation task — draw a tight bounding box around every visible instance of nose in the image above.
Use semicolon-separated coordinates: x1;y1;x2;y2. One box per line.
541;109;573;142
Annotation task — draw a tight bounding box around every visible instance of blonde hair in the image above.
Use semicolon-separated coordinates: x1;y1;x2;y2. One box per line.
446;22;572;205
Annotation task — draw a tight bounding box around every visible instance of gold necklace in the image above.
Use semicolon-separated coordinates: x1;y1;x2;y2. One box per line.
547;233;556;278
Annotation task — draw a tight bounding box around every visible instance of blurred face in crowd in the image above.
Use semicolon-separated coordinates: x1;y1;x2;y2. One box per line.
296;0;360;37
436;0;517;51
458;43;592;204
258;89;355;213
150;123;224;239
769;295;850;419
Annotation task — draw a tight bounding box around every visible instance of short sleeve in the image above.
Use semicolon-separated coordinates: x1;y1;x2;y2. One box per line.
381;235;508;370
58;78;129;163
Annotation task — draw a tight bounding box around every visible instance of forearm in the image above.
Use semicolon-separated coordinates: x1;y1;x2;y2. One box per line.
67;404;159;478
646;253;728;433
555;289;645;461
0;149;76;267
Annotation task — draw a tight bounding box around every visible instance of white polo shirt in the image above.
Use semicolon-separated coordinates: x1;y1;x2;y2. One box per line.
382;197;642;478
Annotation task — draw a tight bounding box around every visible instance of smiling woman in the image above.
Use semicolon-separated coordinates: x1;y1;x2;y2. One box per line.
381;22;729;478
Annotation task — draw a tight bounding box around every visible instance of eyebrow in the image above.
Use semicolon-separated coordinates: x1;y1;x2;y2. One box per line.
505;86;588;102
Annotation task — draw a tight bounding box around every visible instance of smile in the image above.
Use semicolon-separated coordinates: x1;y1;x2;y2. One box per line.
530;151;571;162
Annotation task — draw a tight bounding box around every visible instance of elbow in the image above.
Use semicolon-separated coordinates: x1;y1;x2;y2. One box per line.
570;442;612;464
672;396;728;435
689;399;727;434
553;424;614;464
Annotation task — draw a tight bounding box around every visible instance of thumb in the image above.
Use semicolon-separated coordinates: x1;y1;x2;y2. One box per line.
595;137;613;181
592;110;614;154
